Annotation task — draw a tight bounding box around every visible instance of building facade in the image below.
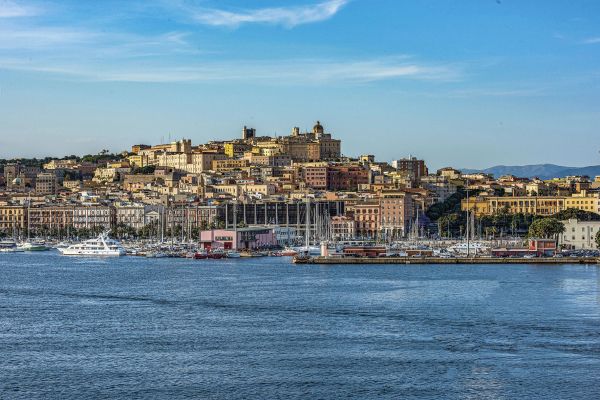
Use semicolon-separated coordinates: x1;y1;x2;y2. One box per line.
559;219;600;249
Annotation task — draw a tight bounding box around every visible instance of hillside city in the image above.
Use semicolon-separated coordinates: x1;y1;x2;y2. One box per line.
1;121;600;252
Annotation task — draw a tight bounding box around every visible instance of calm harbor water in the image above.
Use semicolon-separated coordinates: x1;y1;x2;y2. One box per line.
1;253;600;399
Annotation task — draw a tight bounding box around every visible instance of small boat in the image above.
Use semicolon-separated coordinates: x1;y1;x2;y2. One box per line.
280;248;298;257
226;250;241;258
18;241;50;252
208;249;226;259
194;250;208;259
0;240;23;253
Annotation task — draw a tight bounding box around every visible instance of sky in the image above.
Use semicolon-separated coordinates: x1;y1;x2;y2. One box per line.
0;0;599;169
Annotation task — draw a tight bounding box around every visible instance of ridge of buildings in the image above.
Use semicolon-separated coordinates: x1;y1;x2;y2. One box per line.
1;120;600;248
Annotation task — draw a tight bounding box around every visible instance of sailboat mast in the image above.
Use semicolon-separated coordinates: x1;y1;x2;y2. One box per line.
466;178;470;257
233;200;238;251
305;197;310;251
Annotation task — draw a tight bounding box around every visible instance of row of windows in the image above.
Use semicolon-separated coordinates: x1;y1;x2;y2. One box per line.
571;226;597;232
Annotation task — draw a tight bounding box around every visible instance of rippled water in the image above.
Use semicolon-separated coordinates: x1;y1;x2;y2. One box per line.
1;253;600;399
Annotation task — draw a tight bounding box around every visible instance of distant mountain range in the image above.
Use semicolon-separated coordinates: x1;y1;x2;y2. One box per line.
460;164;600;180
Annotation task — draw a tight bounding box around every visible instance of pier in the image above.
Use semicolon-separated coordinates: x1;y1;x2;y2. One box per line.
293;256;600;265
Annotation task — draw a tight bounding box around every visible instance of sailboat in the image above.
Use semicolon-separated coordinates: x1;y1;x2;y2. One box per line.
226;200;241;258
293;196;320;256
18;196;50;251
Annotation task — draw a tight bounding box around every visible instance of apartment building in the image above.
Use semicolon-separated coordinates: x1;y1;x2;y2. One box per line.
0;204;26;233
379;191;413;238
559;219;600;249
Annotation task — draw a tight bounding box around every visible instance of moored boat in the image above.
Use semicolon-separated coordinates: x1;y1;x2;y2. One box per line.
17;241;50;252
0;240;23;253
60;233;126;256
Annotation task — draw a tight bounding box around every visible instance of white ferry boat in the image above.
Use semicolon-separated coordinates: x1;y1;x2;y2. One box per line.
60;233;126;256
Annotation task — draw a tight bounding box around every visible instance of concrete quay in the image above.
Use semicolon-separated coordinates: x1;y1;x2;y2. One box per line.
293;256;600;265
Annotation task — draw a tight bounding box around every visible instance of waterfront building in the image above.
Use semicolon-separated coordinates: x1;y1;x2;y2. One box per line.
219;200;345;236
559;219;600;249
273;226;297;246
0;204;26;234
199;227;277;250
115;203;149;230
73;205;115;230
352;201;380;239
379;191;413;239
461;196;491;217
27;205;75;236
330;215;356;241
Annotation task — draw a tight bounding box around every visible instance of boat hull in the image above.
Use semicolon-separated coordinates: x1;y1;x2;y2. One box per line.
61;249;125;256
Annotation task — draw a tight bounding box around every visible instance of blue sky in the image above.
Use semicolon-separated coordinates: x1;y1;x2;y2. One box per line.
0;0;599;169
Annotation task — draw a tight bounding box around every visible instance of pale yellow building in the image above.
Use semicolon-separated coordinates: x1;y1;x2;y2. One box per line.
211;159;250;172
565;192;599;214
462;196;567;216
0;205;26;232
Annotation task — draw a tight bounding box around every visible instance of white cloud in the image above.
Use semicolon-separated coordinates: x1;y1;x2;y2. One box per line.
0;0;39;18
0;26;95;49
187;0;348;28
582;37;600;44
0;56;462;84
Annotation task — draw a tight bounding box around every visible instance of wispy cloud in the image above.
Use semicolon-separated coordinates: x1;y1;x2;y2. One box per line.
582;37;600;44
441;87;545;98
0;24;200;58
0;56;462;84
0;0;40;18
0;26;96;49
184;0;348;28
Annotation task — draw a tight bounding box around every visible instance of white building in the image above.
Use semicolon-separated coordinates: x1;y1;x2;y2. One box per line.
559;219;600;249
272;226;298;246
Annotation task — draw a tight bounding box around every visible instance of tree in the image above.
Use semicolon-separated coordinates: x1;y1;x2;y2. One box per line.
425;189;467;221
553;208;600;222
528;218;565;240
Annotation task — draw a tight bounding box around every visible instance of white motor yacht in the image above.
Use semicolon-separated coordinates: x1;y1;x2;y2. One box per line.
60;233;126;256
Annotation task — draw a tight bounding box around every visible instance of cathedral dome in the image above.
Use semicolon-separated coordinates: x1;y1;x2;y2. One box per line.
312;121;324;134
